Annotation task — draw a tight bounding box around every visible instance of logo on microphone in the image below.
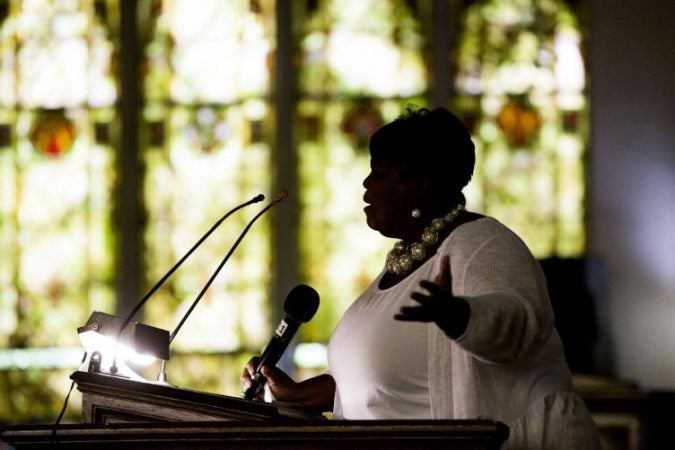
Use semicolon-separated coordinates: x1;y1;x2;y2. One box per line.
275;319;288;337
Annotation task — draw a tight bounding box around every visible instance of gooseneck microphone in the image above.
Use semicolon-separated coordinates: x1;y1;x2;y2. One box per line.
242;284;320;400
168;190;290;345
109;193;265;374
154;191;290;384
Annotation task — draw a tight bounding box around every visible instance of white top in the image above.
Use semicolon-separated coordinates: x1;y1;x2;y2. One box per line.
328;217;600;449
328;262;433;419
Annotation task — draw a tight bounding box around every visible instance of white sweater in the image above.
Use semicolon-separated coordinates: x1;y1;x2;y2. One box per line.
329;217;600;449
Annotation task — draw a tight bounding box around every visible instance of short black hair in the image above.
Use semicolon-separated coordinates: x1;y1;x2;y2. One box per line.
369;106;475;195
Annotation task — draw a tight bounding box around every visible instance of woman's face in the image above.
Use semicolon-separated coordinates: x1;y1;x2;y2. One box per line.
362;159;418;239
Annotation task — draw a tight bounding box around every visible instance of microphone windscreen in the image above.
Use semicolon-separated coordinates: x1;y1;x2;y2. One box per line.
283;284;320;323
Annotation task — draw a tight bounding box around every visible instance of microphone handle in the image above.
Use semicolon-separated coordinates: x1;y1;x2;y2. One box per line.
243;370;265;399
169;191;288;344
243;317;300;399
257;317;300;371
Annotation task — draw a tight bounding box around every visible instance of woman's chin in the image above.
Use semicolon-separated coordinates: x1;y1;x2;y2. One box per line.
363;209;379;230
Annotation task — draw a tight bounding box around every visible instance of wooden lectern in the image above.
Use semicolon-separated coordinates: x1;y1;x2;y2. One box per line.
1;370;509;449
69;370;284;423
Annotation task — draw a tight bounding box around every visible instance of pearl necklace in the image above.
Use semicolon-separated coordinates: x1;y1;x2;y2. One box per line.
385;203;465;275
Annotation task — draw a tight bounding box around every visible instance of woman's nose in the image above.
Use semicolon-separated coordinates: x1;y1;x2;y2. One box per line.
363;173;372;188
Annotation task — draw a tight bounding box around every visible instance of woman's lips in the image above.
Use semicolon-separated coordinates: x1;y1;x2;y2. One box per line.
363;192;374;213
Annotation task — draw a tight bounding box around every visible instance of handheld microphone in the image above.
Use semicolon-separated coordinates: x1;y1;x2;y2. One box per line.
242;284;320;400
109;193;265;374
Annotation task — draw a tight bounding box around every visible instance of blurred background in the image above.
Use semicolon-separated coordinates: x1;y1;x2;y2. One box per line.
0;0;672;436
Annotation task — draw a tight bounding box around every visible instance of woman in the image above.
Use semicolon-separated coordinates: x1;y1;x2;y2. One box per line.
242;106;600;449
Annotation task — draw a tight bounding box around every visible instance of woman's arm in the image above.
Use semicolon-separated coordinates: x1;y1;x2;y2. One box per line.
396;230;554;363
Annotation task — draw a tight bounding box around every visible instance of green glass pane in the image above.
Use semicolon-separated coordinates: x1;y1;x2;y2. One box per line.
299;0;426;97
145;0;272;104
0;0;117;424
454;0;587;258
0;367;83;423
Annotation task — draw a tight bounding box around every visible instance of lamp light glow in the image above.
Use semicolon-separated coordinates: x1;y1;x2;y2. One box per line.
77;311;170;379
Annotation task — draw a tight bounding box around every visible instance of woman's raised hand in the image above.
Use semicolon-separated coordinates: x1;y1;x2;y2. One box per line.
394;255;470;339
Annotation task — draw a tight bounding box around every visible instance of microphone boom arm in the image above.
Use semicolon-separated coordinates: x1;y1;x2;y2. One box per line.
169;190;288;344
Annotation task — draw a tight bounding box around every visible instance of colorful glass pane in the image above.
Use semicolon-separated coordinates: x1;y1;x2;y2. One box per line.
297;0;428;346
142;0;274;393
0;0;117;423
454;0;587;257
29;109;76;157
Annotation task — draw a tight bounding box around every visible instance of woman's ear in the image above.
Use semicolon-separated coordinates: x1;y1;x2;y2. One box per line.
414;175;433;200
409;176;436;216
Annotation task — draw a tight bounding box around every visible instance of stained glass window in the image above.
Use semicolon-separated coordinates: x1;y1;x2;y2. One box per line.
0;0;590;423
141;0;275;394
0;0;117;422
454;0;587;257
296;0;429;365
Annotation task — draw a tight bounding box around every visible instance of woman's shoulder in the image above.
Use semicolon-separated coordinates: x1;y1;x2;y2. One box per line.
452;215;509;238
441;214;525;254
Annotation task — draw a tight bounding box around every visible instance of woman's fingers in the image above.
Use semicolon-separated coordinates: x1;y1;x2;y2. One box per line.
418;280;447;297
261;365;287;389
395;305;435;322
396;256;470;337
397;290;441;321
396;275;457;323
410;290;436;304
396;257;457;324
247;357;260;374
241;356;261;387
